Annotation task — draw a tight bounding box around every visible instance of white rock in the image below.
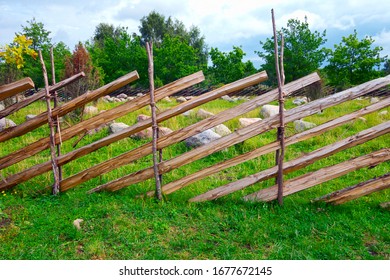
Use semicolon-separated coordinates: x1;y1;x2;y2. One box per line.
260;105;285;118
109;122;129;134
182;110;194;117
136;93;144;97
164;96;172;102
197;109;214;119
0;103;4;111
239;118;262;128
73;219;84;230
293;96;308;105
126;96;135;101
185;129;221;148
113;98;122;103
221;95;234;102
379;110;388;116
83;106;99;115
117;93;128;99
176;97;187;103
26;114;36;121
0;118;16;131
211;124;231;136
294;120;317;132
370;97;380;104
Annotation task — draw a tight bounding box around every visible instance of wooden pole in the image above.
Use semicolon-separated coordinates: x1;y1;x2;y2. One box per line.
146;42;162;200
271;9;285;205
50;47;63;182
0;77;34;101
39;50;60;195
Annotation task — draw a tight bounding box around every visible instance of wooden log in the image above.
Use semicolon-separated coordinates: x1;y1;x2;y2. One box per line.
39;50;61;194
0;71;204;170
0;72;85;119
190;121;390;202
146;42;162;200
54;71;268;192
313;173;390;204
90;75;390;193
243;149;390;202
0;71;139;143
145;98;390;197
0;77;34;101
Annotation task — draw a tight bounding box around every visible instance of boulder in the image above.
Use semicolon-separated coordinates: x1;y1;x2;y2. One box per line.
211;124;231;136
370;97;380;104
185;129;221;148
83;106;99;115
0;118;17;131
197;109;214;119
117;93;128;99
260;105;285;118
294;120;317;132
109;122;129;134
131;126;173;140
176;97;187;103
379;110;388;116
26;114;36;121
239;118;262;128
293;96;308;105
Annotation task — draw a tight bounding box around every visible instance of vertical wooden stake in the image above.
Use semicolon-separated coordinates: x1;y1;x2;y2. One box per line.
50;47;63;181
39;50;60;195
271;9;286;206
146;42;162;200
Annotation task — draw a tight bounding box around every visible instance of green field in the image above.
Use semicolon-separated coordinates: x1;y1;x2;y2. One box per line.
0;95;389;259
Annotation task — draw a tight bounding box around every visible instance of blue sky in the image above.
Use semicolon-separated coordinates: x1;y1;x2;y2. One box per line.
1;0;390;68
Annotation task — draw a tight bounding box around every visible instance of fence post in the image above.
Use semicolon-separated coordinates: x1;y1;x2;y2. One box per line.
271;9;286;206
146;42;163;200
39;50;61;195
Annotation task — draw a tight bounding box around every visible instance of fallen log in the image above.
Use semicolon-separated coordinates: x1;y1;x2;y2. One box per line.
0;71;139;142
313;173;390;204
146;99;390;197
0;71;204;170
0;72;85;119
243;149;390;202
0;77;34;101
90;75;390;193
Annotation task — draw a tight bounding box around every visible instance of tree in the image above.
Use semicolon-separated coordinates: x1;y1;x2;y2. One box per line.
207;46;257;85
384;59;390;75
64;43;103;101
257;18;329;86
325;30;386;89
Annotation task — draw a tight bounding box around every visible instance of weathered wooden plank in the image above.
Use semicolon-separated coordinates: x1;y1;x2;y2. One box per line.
0;71;205;170
0;72;85;119
0;77;34;101
146;99;390;197
0;71;139;143
90;75;390;193
242;149;390;202
313;173;390;204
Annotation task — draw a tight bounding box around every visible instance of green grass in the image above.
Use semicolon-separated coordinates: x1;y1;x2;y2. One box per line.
0;95;389;260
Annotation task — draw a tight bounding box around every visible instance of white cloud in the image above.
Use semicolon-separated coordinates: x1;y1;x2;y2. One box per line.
373;29;390;57
278;10;327;30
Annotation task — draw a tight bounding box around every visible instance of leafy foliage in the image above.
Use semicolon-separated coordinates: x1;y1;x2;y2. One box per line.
257;18;329;86
0;35;37;69
325;30;386;89
207;46;257;85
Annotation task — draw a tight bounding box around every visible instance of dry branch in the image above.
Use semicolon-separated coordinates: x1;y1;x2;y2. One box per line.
0;77;34;101
313;173;390;204
0;73;85;119
0;71;139;143
0;71;204;170
145;98;390;197
243;149;390;202
89;75;390;193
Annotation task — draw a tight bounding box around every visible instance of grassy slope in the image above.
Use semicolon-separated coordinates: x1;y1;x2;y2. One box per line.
0;95;389;260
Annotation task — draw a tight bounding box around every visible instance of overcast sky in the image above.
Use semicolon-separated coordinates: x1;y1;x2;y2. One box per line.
1;0;390;67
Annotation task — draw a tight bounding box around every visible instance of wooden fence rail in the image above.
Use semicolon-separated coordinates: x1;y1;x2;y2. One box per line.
0;77;34;101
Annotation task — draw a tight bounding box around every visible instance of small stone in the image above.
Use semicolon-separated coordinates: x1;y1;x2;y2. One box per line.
260;105;285;118
294;120;317;132
293;96;308;105
164;96;172;102
221;95;234;102
185;96;195;101
370;97;380;104
131;126;173;140
113;98;121;103
379;110;388;116
176;97;187;103
211;124;231;136
126;96;135;101
0;118;17;131
83;106;99;115
197;109;214;119
182;110;194;117
73;219;84;230
0;103;4;111
26;114;36;121
137;114;150;122
117;93;128;99
185;129;221;148
358;117;367;122
239;118;262;128
136;93;144;97
109;122;129;134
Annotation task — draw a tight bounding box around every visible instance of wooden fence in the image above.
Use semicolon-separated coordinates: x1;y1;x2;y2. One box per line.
1;69;389;206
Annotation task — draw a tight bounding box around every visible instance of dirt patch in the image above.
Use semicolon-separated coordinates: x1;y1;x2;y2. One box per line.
0;217;12;228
